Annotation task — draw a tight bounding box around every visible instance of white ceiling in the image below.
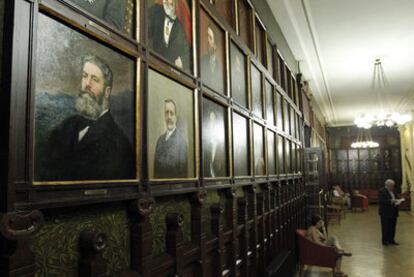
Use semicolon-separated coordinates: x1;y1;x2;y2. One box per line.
267;0;414;126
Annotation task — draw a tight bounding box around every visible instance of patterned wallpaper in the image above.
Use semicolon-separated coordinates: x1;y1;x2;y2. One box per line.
31;203;130;276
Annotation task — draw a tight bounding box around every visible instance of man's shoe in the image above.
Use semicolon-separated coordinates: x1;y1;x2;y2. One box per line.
390;241;399;245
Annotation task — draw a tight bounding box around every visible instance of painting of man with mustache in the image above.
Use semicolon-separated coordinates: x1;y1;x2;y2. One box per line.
37;55;135;181
153;99;189;178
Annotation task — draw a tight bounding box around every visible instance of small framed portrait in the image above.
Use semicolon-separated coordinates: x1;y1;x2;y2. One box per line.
267;130;276;176
266;38;274;76
283;99;290;134
265;79;274;125
237;0;253;50
255;16;266;65
33;13;137;183
275;92;283;130
285;139;291;173
212;0;235;28
147;69;195;180
253;123;265;176
200;7;226;94
147;0;193;72
230;41;248;107
251;63;263;118
202;97;228;178
67;0;135;35
290;108;295;136
277;134;284;174
291;142;297;173
233;112;250;176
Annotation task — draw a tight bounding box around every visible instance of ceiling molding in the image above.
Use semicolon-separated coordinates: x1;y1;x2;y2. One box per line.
300;0;337;124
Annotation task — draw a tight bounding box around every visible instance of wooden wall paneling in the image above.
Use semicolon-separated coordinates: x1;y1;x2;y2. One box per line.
223;188;237;275
256;190;266;276
78;229;107;276
244;185;258;275
237;197;248;277
166;213;185;276
190;190;208;276
269;184;277;259
129;198;155;277
210;203;225;276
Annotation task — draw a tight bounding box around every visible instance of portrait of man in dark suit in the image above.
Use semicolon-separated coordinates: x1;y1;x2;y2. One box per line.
38;55;135;181
148;0;191;70
230;43;247;107
71;0;127;31
202;99;227;178
154;99;189;178
200;24;225;93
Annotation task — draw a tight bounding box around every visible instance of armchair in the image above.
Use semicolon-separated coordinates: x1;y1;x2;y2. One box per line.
351;194;368;212
296;229;339;277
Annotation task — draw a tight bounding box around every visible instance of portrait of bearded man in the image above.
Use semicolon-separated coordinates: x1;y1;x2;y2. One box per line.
37;55;135;181
148;0;191;70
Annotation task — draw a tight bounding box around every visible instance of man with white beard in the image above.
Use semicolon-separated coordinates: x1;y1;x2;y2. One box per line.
39;55;134;181
148;0;190;70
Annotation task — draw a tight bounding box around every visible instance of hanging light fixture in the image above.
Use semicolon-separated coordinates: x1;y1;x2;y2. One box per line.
354;112;412;128
350;128;379;148
354;58;413;128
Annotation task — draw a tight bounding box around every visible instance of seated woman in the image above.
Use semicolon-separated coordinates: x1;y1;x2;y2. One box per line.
307;215;351;277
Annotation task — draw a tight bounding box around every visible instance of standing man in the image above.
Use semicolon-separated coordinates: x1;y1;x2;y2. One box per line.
148;0;190;70
154;99;188;178
39;55;135;181
378;179;399;245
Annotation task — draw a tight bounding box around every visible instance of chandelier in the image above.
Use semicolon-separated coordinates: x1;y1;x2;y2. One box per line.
350;128;379;148
355;58;413;128
354;113;412;129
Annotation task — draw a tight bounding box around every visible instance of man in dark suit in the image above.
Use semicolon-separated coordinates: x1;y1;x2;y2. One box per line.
201;26;224;93
71;0;126;31
378;179;399;245
39;55;135;181
148;0;190;70
154;99;188;178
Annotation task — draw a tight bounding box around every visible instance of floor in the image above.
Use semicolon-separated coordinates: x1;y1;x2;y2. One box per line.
302;206;414;277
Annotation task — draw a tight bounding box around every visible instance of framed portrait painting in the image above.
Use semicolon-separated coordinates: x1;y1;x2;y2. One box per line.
67;0;135;35
285;139;291;173
202;97;228;178
277;134;284;174
147;69;195;180
265;79;274;125
237;0;253;50
33;13;137;184
230;41;247;107
200;7;226;95
253;123;265;176
251;63;263;118
267;130;276;175
275;92;283;130
147;0;193;72
233;112;250;176
212;0;234;28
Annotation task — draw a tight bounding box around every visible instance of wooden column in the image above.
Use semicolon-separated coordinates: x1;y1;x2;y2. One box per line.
223;188;237;275
210;203;224;277
79;229;107;277
237;198;248;277
0;210;44;277
166;213;185;276
129;197;155;277
190;190;207;276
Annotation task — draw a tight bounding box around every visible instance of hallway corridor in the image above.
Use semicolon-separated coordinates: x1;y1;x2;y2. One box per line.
304;206;414;277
